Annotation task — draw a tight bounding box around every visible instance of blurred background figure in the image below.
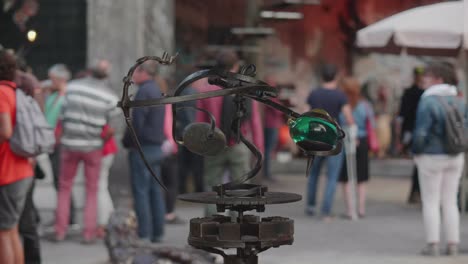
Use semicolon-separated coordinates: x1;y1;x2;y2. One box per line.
158;76;184;225
54;60;118;243
262;75;284;183
125;60;166;243
196;50;264;216
88;59;118;238
161;103;184;225
397;67;425;204
176;80;204;194
0;48;34;264
412;62;466;256
16;70;43;264
305;63;355;221
44;64;77;229
375;86;392;158
338;77;377;219
98;122;117;237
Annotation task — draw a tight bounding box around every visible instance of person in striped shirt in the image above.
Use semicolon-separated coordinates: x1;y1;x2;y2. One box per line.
53;62;119;243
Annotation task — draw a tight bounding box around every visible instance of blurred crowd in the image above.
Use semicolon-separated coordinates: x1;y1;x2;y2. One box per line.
0;41;467;264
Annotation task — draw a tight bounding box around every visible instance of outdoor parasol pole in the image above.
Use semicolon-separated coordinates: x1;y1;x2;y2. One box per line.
461;0;468;215
458;47;468;215
344;126;358;220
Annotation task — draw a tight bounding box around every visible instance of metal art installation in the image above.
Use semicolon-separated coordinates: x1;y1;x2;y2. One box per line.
118;52;345;264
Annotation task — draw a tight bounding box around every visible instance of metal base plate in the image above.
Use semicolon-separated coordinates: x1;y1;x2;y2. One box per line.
178;191;302;206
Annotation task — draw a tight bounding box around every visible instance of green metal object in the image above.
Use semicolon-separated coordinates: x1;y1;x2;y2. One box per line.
288;109;340;152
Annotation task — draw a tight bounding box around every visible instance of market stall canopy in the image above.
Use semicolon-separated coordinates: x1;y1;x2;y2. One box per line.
356;1;465;56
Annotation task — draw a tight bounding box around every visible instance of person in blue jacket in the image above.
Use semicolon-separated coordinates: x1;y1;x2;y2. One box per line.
412;62;467;257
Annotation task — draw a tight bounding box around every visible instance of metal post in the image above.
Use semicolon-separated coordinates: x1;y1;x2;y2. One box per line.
224;255;258;264
461;49;468;215
344;126;358;220
460;0;467;213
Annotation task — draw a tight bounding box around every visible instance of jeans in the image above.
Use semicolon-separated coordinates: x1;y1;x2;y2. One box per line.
50;147;76;225
129;145;165;242
306;151;344;215
263;128;279;180
55;149;102;239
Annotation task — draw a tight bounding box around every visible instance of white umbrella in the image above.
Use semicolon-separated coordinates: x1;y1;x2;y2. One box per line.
357;1;464;52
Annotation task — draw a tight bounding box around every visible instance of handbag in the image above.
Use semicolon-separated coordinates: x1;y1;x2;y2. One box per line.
122;127;136;149
365;102;379;153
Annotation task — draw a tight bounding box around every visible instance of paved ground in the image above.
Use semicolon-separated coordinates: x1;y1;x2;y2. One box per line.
37;158;468;264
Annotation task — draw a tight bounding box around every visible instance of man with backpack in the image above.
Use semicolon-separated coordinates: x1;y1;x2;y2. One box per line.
0;49;34;264
412;62;468;256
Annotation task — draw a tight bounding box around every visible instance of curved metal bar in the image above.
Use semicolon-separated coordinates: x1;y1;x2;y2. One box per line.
119;53;177;192
120;53;177;118
176;106;217;137
123;116;168;191
119;53;345;192
119;84;276;108
219;132;263;193
170;68;277;145
244;94;301;119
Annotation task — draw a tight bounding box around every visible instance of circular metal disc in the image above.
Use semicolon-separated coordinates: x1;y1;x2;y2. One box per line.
178;191;302;205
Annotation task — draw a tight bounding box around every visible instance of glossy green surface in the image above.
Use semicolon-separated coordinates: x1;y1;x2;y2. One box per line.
288;116;339;147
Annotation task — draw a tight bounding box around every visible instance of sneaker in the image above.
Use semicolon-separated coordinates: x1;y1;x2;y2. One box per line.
321;215;335;223
446;244;458;256
96;226;106;239
151;236;163;243
339;214;354;220
408;192;421;204
305;207;316;217
166;216;185;225
69;223;81;232
80;237;96;245
45;233;65;243
421;244;439;256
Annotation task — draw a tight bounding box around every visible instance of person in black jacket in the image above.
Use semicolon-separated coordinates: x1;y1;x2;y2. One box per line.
398;67;425;204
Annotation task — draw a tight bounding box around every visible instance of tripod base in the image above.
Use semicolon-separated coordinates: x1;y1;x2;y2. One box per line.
179;186;301;264
224;255;258;264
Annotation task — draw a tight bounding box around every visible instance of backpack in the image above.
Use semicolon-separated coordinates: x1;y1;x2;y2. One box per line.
435;96;468;155
9;88;56;157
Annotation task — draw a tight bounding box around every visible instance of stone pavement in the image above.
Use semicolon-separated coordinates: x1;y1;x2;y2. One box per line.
37;159;468;264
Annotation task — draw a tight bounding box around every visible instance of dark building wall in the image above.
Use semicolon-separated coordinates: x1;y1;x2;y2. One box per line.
26;0;87;79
